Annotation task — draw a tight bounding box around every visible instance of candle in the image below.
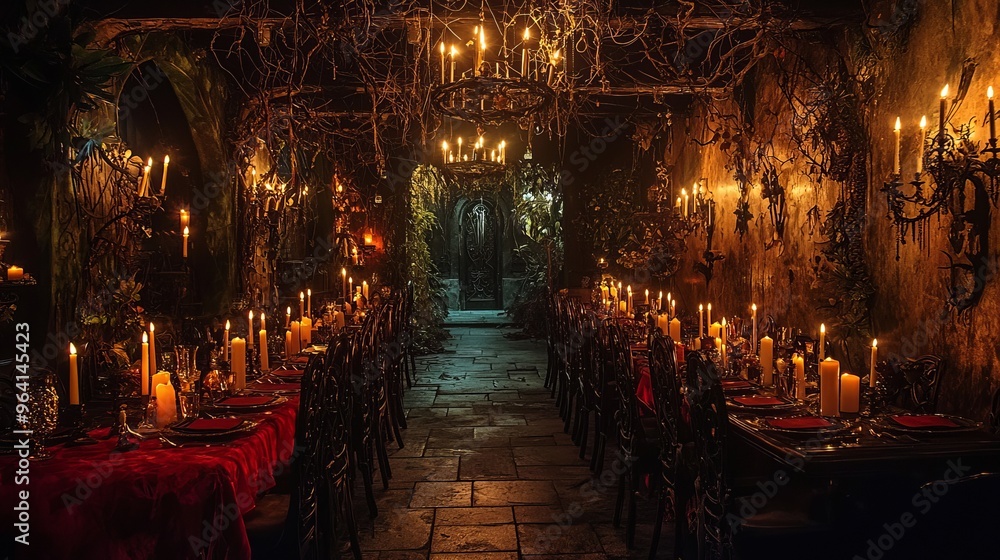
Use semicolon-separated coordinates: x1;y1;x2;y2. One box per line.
307;288;312;317
940;84;949;151
6;266;23;281
610;284;617;299
299;291;305;318
709;322;722;339
154;378;177;428
793;354;805;400
698;304;704;339
671;299;677;319
840;373;860;414
182;226;189;258
141;333;149;396
68;343;80;405
352;247;359;265
300;317;312;347
870;339;878;388
148;322;157;379
334;311;346;330
659;291;664;312
521;28;529;78
450;46;456;82
618;300;627;314
682;188;689;218
248;310;254;349
259;327;269;372
751;303;758;353
819;358;841;417
349;277;353;300
818;323;825;360
792;353;805;400
657;314;669;334
645;289;649;305
442;140;449;165
706;303;712;330
626;285;632;314
989;86;996;142
223;320;230;362
139;163;150;196
231;337;246;390
285;330;293;357
917;115;927;175
720;317;727;347
341;268;348;298
669;317;681;342
760;336;774;387
160;155;170;194
285;307;291;328
893;117;901;175
362;280;369;299
439;41;446;83
290;321;301;354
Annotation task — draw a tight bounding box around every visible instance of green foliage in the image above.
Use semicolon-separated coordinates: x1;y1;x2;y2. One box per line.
407;165;450;353
574;168;640;263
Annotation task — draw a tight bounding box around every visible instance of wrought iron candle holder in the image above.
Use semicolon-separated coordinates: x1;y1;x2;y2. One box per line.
431;76;555;127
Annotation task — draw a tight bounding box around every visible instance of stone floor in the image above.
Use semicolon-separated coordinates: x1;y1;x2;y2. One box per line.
357;323;671;559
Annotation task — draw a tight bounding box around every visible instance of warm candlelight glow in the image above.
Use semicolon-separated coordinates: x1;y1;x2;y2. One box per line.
872;338;877;348
941;84;949;99
225;320;230;330
142;332;148;343
70;342;77;355
894;117;901;132
990;86;995;100
523;27;530;40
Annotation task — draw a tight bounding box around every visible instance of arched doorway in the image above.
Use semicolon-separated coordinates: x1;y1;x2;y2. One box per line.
459;198;503;309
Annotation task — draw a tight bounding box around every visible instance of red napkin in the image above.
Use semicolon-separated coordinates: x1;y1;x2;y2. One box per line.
890;415;960;429
217;396;274;407
733;396;786;406
722;379;753;389
271;368;304;378
177;418;243;432
767;417;832;430
249;382;301;392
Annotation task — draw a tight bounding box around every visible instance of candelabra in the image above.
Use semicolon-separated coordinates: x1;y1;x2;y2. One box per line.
673;178;716;234
882;85;1000;312
440;134;508;178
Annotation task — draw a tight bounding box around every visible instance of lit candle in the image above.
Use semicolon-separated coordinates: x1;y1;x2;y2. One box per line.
439;41;446;84
698;304;704;339
299;291;305;318
223;320;230;362
349;277;354;300
840;373;860;414
751;303;758;353
285;306;291;328
893;117;901;175
141;332;149;396
154;377;177;428
644;289;649;305
285;330;293;357
69;343;80;405
793;353;805;400
819;357;841;417
681;188;689;218
709;322;722;339
457;137;463;161
521;28;530;78
706;303;712;329
989;86;996;142
149;322;157;379
259;319;269;372
478;26;486;76
940;84;949;151
657;313;669;334
450;46;456;82
352;247;359;265
720;317;728;347
870;339;878;388
760;336;774;387
626;285;632;313
231;337;246;390
473;26;479;76
248;310;254;350
307;288;312;317
362;280;369;299
818;323;826;360
442;140;448;165
182;226;189;258
160;155;170;194
917;115;927;175
6;266;23;281
139;164;150;196
669;317;681;342
300;316;312;347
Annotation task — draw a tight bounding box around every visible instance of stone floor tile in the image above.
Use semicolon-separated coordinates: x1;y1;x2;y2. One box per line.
430;524;518;553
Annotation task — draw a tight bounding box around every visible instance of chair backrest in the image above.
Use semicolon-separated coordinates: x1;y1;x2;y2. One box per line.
286;353;328;558
685;350;731;553
608;323;643;451
648;331;682;461
877;355;945;413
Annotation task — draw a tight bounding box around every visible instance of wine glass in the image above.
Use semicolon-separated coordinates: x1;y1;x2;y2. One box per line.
27;371;60;460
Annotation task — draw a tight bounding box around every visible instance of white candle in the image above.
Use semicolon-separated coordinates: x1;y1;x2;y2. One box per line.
793;354;805;400
69;343;80;405
290;321;301;354
720;317;727;347
698;304;704;339
349;277;353;300
819;358;840;417
709;322;722;339
818;323;826;360
182;226;189;258
657;314;669;334
285;307;291;328
248;310;254;349
439;41;446;84
450;46;456;82
160;155;170;194
989;87;996;142
300;317;312;347
760;336;773;387
644;289;649;305
706;303;712;330
870;339;878;388
223;320;230;362
231;337;246;390
362;280;369;299
149;323;157;379
521;28;529;78
259;328;269;371
6;266;23;281
139;164;150;196
154;378;177;428
307;288;312;317
893;117;901;175
751;303;757;354
917;115;927;174
299;291;305;319
669;317;681;343
141;333;149;396
840;373;860;414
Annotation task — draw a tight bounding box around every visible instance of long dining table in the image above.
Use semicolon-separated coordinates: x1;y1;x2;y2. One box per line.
0;384;301;560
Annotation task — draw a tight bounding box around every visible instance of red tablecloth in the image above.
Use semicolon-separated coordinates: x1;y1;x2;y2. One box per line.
0;398;298;560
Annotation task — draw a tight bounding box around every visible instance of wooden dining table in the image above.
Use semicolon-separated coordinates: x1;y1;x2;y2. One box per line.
0;377;302;560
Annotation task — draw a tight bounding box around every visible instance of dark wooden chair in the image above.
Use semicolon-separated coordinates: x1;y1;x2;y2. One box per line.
876;355;945;413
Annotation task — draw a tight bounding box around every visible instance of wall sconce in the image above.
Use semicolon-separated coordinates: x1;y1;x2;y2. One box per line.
363;229;376;254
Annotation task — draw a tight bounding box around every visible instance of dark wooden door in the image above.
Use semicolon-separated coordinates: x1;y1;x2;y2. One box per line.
461;200;502;309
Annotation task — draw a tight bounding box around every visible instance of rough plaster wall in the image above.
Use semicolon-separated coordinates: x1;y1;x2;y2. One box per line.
666;0;999;416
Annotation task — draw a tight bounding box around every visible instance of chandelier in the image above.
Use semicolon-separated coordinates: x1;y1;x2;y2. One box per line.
440;134;508;178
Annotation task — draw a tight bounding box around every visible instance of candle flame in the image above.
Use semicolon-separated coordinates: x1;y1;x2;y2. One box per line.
260;312;265;320
307;288;311;296
894;117;901;131
480;28;485;50
341;267;347;277
249;310;254;320
442;140;448;150
225;320;230;329
142;332;148;343
300;291;305;300
919;115;927;129
440;41;445;54
147;157;153;166
707;303;712;310
751;303;757;312
523;27;530;40
989;86;995;100
699;304;703;311
681;188;687;196
286;307;291;315
164;155;170;164
941;84;949;98
349;277;353;282
70;343;77;355
183;226;189;235
450;45;456;56
552;49;561;62
149;322;155;332
820;323;826;333
872;338;878;348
